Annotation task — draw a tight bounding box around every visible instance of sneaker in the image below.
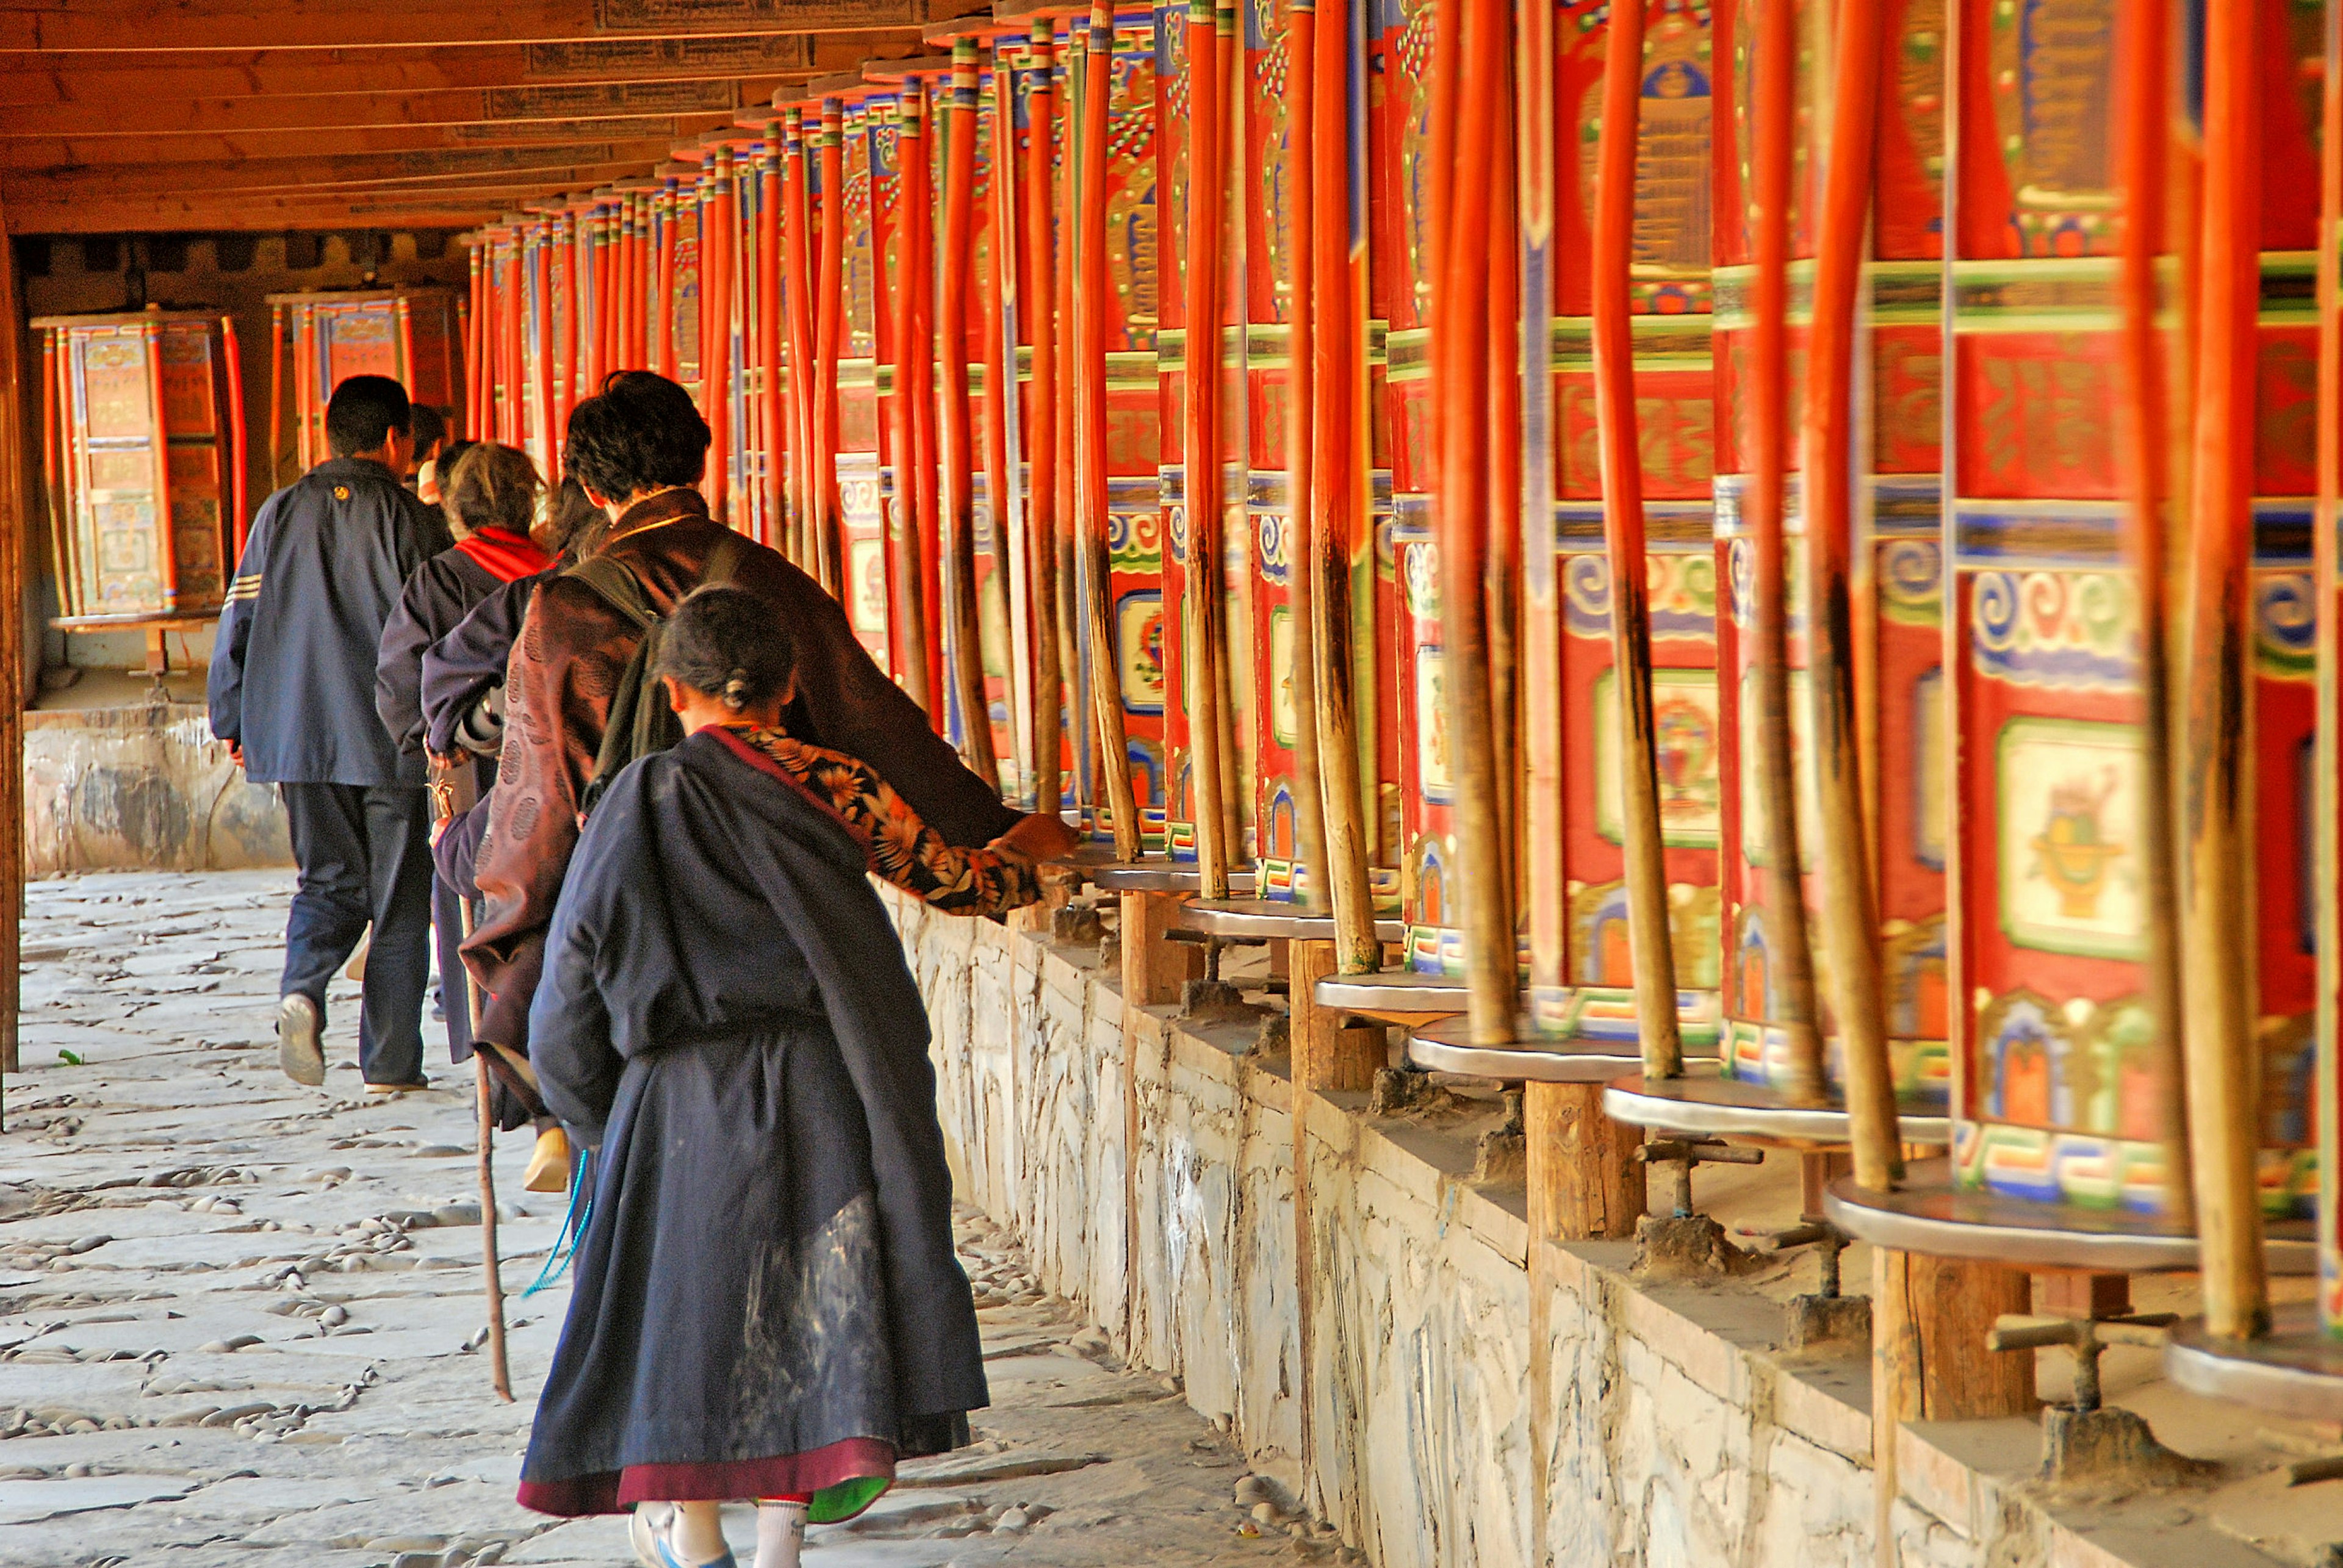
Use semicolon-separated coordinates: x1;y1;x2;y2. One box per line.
362;1078;431;1095
523;1126;574;1193
277;994;324;1087
630;1503;737;1568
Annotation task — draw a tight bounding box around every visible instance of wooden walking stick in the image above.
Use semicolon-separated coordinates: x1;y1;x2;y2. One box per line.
941;39;1002;788
2179;0;2269;1341
1801;0;1899;1191
1024;28;1066;821
431;761;512;1403
1738;0;1824;1102
1073;2;1140;857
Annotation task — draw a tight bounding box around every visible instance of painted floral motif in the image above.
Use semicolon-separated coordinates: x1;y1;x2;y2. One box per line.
1970;568;2136;690
729;727;1042;916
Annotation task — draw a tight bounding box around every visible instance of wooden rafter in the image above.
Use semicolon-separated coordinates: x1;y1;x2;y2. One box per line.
0;76;794;137
0;34;930;104
0;0;989;53
2;140;677;199
2;117;736;170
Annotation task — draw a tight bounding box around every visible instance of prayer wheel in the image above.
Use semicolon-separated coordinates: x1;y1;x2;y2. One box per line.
265;287;463;479
37;307;247;627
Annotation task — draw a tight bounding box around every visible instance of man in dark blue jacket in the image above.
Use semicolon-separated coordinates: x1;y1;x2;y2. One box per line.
208;375;454;1092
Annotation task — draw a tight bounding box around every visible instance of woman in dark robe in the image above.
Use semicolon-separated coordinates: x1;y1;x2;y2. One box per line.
518;586;1056;1568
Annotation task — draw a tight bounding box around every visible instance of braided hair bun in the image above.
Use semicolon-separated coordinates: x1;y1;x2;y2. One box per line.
653;584;796;714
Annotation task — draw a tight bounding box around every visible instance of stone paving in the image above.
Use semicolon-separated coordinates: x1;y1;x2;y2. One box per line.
0;871;1315;1568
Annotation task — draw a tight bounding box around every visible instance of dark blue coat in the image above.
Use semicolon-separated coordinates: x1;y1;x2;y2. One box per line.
519;730;984;1514
208;456;453;786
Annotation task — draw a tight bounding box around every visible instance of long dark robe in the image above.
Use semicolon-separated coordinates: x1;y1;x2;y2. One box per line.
516;730;987;1518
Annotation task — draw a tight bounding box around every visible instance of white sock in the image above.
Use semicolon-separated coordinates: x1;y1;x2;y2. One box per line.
754;1500;807;1568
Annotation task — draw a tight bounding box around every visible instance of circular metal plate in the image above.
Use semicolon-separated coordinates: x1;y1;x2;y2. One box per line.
1601;1064;1952;1146
1175;898;1407;943
2165;1308;2343;1421
1405;1012;1717;1084
1823;1160;2320;1274
1048;845;1259;896
1314;968;1469;1016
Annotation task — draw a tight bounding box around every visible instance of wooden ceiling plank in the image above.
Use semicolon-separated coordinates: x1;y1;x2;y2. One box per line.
0;0;988;54
2;138;677;196
0;75;797;137
0;33;921;104
5;115;739;170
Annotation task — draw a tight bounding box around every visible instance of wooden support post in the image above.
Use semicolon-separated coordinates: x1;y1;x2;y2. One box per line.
1526;1084;1643;1242
1873;1249;2032;1420
940;40;1001;789
1184;0;1234;896
1073;4;1137;857
887;92;937;716
1290;938;1380;1093
815;99;847;595
756;127;785;554
1743;0;1824;1103
1871;1245;2030;1568
1802;0;1901;1192
1120;891;1202;1009
1590;0;1680;1080
2178;0;2270;1344
1024;27;1064;822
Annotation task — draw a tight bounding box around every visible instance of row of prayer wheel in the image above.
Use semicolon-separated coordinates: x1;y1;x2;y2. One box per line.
436;0;2343;1420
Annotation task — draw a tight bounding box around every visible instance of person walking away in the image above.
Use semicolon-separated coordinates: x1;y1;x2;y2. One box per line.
461;370;1076;1106
209;375;453;1092
519;586;1054;1568
408;405;449;500
374;443;552;1102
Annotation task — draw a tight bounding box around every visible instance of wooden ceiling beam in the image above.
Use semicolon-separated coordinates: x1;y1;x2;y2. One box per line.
0;74;797;137
0;0;988;53
2;115;739;169
0;34;933;104
3;140;674;199
9;191;520;233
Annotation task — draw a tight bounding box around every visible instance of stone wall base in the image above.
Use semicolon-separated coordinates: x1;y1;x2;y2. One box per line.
891;893;2307;1568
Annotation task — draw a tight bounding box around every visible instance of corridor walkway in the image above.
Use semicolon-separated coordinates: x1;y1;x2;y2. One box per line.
0;872;1308;1568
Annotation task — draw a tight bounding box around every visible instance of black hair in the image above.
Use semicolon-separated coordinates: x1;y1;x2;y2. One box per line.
443;442;542;539
561;370;710;503
542;475;600;559
324;374;412;458
434;437;477;486
408;403;448;461
653;584;795;715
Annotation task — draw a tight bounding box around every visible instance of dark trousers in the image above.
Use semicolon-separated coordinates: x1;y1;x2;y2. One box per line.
279;782;434;1087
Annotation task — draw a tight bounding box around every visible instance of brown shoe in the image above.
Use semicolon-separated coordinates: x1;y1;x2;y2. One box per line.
363;1078;430;1095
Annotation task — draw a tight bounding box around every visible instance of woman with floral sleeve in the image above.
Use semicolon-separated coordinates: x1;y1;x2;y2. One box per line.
515;586;1067;1568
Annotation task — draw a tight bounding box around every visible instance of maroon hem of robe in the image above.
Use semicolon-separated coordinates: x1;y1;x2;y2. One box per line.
515;1436;895;1517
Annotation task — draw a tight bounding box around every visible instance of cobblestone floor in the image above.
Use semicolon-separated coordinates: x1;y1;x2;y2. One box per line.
0;871;1309;1568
